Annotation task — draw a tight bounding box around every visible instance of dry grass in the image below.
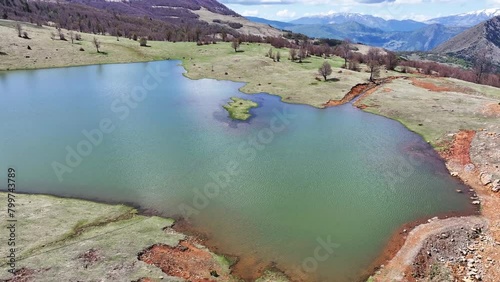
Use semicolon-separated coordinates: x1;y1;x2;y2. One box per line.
359;77;500;149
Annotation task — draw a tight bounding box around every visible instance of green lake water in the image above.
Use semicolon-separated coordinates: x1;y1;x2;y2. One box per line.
0;61;474;281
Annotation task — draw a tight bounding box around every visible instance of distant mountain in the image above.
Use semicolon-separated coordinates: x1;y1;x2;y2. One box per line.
383;24;467;51
290;13;427;32
426;8;500;27
246;17;295;30
434;16;500;65
285;21;464;51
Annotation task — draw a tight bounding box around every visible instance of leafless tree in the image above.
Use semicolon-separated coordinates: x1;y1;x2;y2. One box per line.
338;39;352;68
298;46;307;63
366;47;383;82
139;37;148;47
348;59;360;72
69;31;75;44
58;28;66;41
267;47;273;58
319;61;333;81
289;48;297;61
473;46;493;84
231;38;240;52
93;37;101;53
385;51;398;71
16;23;22;37
275;51;281;62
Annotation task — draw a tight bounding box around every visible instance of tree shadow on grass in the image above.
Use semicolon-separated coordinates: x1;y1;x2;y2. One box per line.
235;50;245;53
97;51;109;55
326;78;340;82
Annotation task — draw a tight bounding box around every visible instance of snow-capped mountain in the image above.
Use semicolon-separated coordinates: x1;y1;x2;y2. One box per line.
290;13;426;32
426;8;500;27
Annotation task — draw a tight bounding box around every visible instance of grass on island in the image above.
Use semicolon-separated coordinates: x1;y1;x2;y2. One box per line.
223;97;258;121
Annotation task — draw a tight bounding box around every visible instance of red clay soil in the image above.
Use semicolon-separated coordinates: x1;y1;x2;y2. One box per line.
482;102;500;117
439;130;476;165
138;239;231;282
323;82;373;107
410;77;476;94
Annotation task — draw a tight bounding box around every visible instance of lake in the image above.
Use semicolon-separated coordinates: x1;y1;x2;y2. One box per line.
0;61;474;281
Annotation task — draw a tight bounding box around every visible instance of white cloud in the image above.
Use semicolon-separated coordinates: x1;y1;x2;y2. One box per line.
241;9;260;16
276;9;297;18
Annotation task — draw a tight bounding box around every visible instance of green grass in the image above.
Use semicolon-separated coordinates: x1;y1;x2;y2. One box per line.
223;97;258;120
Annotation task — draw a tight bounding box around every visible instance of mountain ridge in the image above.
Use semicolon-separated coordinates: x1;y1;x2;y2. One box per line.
434;16;500;65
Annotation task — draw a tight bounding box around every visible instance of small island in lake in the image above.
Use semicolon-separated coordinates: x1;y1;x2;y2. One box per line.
223;97;258;121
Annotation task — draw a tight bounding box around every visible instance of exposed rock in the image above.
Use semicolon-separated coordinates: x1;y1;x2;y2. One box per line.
464;163;475;172
492;179;500;193
451;171;459;177
479;172;492;186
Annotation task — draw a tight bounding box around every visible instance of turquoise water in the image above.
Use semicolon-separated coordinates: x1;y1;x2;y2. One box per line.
0;61;473;281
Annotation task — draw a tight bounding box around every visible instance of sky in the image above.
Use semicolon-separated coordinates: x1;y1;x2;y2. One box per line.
218;0;500;22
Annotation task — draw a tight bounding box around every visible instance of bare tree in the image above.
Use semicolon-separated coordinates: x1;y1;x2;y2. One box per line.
289;48;297;61
348;59;360;72
275;51;281;62
139;37;148;47
69;31;75;44
16;23;22;37
267;47;273;58
385;51;398;71
366;47;382;82
93;37;101;53
318;61;333;81
338;39;352;68
58;28;66;41
231;38;240;52
473;47;493;84
298;46;307;63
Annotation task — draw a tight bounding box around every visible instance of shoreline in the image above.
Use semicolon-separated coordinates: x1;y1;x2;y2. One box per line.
1;23;498;280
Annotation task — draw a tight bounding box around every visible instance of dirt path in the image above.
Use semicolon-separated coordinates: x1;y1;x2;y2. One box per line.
373;216;487;281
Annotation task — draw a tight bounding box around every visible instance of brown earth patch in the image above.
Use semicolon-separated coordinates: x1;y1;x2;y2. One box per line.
138;238;231;282
323;82;373;107
439;130;476;165
482;103;500;117
410;77;476;94
5;268;49;282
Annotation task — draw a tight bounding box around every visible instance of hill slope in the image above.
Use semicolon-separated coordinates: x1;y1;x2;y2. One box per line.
434;16;500;65
0;0;282;40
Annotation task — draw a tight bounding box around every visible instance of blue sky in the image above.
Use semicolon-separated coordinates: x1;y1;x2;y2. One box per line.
219;0;500;22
